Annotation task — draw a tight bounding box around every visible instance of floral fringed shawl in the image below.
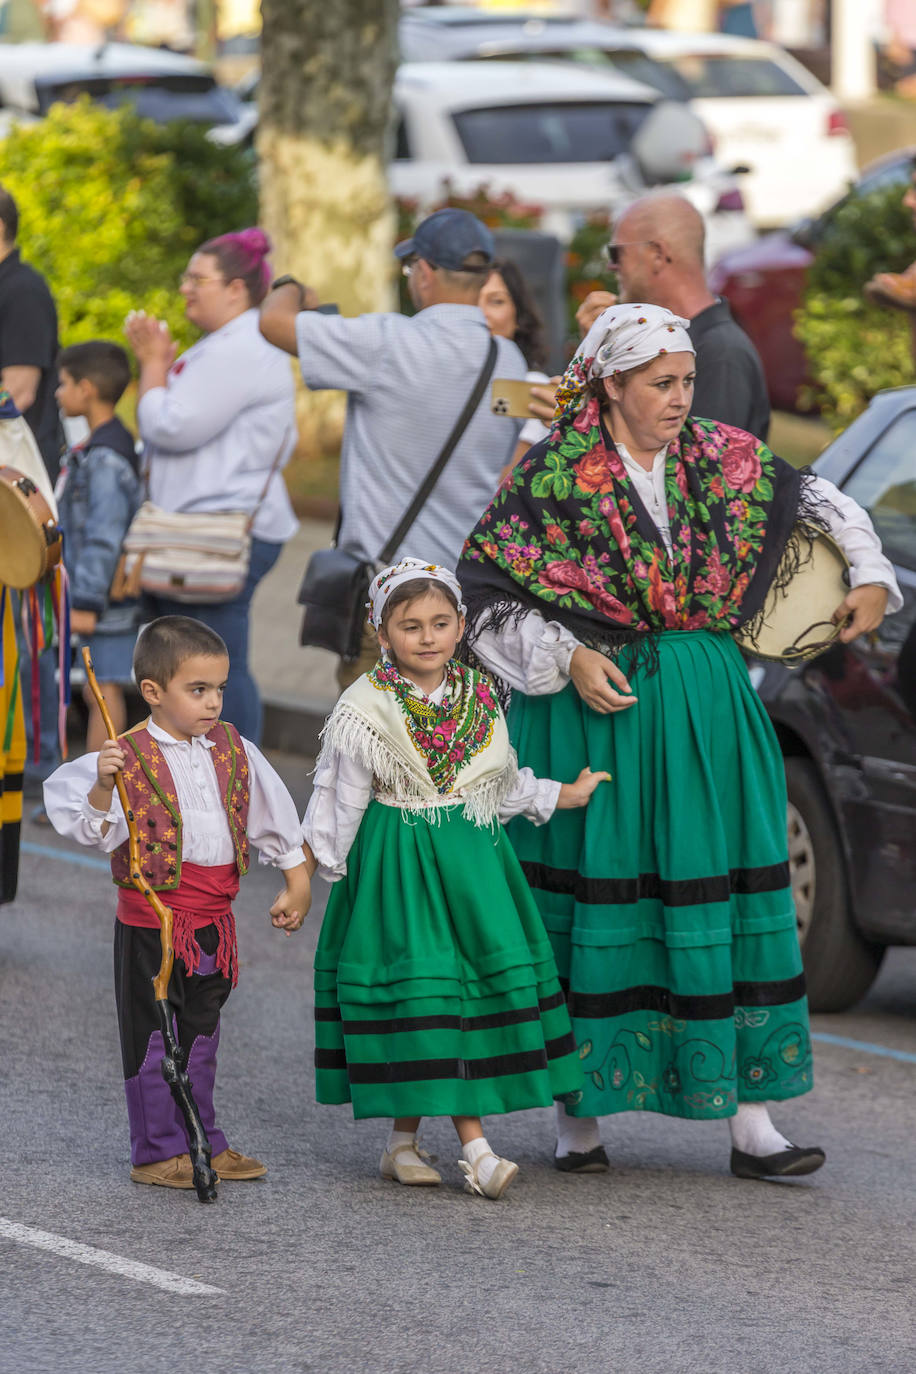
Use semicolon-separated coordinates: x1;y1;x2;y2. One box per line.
319;657;519;828
460;412;828;660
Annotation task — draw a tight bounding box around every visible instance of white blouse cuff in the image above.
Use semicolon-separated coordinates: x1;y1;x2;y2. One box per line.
274;846;308;871
80;795;117;836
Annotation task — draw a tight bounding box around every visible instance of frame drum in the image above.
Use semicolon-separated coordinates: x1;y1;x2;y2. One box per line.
734;523;850;664
0;466;63;589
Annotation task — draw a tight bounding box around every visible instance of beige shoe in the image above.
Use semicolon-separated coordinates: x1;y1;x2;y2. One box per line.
459;1152;519;1200
210;1147;267;1180
379;1140;441;1186
130;1153;196;1189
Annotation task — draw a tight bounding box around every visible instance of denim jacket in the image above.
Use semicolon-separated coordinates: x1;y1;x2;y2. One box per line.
57;418;142;635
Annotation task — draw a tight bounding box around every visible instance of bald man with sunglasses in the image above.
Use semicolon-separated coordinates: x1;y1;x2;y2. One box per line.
532;194;770;442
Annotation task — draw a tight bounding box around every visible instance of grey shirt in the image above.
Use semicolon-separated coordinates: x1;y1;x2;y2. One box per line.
689;298;771;443
295;304;526;569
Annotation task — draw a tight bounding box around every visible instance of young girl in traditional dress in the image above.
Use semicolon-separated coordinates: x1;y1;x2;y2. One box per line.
287;558;607;1198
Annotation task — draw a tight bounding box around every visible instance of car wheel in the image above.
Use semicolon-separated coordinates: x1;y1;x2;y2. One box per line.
785;757;885;1013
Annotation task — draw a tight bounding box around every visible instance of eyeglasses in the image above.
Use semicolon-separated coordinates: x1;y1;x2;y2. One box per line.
603;240;658;268
180;272;225;287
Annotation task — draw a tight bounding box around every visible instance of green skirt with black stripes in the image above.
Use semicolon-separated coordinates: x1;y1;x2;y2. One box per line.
505;629;813;1122
313;801;584;1120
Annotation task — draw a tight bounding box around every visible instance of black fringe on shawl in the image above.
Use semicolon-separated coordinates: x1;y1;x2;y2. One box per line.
461;463;840;701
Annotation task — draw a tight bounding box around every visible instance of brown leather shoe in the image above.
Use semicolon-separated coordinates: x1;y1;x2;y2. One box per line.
130;1153;196;1189
864;269;916;312
211;1146;267;1180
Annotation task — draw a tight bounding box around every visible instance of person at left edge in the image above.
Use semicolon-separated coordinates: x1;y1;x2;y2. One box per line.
125;228;298;744
43;616;311;1190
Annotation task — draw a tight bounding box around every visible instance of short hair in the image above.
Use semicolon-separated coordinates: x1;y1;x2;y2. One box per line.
0;185;18;244
380;577;461;630
58;340;131;404
133;616;229;688
197;227;272;305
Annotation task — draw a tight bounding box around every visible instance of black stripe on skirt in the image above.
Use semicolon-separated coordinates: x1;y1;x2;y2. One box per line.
315;1042;576;1083
563;973;807;1022
522;859;791;906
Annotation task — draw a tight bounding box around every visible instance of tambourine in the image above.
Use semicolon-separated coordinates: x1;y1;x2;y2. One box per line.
0;466;63;589
734;523;850;664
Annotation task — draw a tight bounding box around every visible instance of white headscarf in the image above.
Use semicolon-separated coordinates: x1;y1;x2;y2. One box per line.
367;557;466;630
554;302;694;419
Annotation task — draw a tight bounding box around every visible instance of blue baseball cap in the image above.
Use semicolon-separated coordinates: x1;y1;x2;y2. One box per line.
394;207;495;271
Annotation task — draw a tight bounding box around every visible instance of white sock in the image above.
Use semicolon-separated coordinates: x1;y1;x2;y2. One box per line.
462;1135;503;1188
385;1129;424;1165
729;1103;792;1156
555;1102;602;1158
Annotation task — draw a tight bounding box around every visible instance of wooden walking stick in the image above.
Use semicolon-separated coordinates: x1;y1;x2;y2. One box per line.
82;646;219;1203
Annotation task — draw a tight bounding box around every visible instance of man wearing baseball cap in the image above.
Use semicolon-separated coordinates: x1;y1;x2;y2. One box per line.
260;208;527;687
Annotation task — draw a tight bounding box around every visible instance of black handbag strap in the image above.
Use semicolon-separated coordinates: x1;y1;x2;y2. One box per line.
376;335;499;565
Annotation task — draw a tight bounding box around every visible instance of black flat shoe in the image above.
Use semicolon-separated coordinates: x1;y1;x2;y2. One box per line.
730;1145;826;1180
554;1145;610;1173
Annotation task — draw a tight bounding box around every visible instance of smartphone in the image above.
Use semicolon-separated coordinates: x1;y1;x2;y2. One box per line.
490;378;536;418
315;303;340;315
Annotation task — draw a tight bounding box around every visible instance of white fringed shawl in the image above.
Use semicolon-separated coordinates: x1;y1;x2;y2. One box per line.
318;669;518;829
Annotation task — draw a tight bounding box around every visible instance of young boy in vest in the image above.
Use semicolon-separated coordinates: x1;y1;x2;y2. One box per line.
43;616;310;1189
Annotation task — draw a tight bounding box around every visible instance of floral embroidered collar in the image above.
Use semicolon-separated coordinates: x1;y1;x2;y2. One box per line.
368;657;500;793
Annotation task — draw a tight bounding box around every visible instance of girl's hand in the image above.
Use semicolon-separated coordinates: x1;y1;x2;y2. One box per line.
96;738;126;792
556;766;611;811
834;584;888;642
570;645;637;715
270;872;312;936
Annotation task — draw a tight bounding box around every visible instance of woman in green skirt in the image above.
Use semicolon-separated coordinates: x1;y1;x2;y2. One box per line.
294;557;608;1198
459;302;899;1179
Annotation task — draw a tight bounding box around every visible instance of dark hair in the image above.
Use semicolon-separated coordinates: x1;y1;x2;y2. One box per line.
0;185;18;244
58;340;131;404
380;578;461;630
133;616;228;688
197;227;272;305
487;259;547;371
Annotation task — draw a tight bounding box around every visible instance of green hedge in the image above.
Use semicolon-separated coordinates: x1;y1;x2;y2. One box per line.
2;99;258;351
795;183;915;432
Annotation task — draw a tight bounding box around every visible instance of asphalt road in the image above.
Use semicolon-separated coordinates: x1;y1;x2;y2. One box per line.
2;751;914;1374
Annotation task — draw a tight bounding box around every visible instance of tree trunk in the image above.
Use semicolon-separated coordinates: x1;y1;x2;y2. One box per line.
258;0;400;315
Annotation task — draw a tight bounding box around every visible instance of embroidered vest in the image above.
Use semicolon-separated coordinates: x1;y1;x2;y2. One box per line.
110;721;250;890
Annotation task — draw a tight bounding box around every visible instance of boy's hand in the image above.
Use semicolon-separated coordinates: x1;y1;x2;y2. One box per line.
556;767;611;811
70;609;98;637
96;738;127;793
270;869;312;937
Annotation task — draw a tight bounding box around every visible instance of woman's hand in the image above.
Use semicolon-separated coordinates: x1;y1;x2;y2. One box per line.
569;645;637;714
70;609;98;637
834;584;889;642
556;766;612;810
124;310;177;371
526;376;561;425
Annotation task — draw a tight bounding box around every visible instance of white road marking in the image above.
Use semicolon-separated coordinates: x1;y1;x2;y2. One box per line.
0;1218;225;1295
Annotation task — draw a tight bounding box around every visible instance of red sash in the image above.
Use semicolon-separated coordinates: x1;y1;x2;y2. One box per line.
116;862;240;985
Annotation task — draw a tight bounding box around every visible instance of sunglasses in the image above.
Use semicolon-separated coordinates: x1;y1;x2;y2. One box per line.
603;239;660;268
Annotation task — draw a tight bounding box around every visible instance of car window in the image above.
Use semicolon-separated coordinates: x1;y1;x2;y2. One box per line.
664;55;808;98
586;49;692;101
857;157;915;195
394;115;411;161
843;408;916;573
35;74;242;125
452;101;649;164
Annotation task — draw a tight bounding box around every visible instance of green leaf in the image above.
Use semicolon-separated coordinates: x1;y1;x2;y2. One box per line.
578;1040;593;1059
530;472;555;499
635;1031;651;1050
591;1070;605;1090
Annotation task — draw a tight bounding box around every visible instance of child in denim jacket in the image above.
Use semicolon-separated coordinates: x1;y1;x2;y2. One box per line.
56;341;142;750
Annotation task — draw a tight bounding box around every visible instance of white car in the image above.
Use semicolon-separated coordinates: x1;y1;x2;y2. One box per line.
400;12;858;229
0;42;256;145
389;61;754;262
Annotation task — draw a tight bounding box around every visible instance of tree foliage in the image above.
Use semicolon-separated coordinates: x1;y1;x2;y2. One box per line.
795;184;915;431
2;99;258;350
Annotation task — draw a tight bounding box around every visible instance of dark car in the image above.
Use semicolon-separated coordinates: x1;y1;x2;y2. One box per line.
709;148;916;411
754;387;916;1010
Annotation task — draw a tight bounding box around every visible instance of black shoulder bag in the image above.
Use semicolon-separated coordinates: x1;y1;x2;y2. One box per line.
297;336;498;659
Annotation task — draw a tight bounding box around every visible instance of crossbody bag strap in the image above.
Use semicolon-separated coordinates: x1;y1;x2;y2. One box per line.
245;425;295;535
376;335;499;566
